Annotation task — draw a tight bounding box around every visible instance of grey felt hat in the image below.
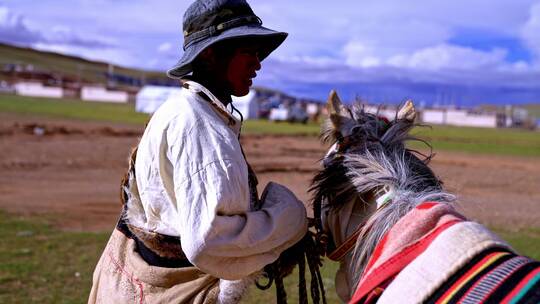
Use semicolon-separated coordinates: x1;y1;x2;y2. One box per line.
166;0;288;79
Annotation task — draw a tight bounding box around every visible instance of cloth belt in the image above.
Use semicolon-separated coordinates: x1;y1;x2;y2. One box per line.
116;217;194;269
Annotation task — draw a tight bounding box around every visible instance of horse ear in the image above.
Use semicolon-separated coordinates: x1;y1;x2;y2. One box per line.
397;100;416;122
328;90;342;114
327;90;352;129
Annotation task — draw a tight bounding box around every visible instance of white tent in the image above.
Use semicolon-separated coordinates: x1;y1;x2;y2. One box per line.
136;86;259;119
81;86;128;103
135;85;181;113
231;89;258;119
15;82;63;98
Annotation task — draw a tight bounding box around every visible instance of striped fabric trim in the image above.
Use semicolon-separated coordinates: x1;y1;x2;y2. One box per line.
460;256;531;303
502;267;540;304
436;251;511;304
427;249;540;304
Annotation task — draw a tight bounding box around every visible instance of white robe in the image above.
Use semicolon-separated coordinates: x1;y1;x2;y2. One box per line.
125;80;308;280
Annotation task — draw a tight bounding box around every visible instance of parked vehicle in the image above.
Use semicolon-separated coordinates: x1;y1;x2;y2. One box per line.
269;104;308;123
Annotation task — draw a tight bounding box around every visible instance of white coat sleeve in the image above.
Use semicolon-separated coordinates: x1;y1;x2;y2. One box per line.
171;123;308;280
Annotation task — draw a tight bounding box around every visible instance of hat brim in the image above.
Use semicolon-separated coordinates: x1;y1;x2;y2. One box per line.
167;24;287;79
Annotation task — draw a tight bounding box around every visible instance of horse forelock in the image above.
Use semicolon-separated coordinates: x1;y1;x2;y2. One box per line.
309;158;357;211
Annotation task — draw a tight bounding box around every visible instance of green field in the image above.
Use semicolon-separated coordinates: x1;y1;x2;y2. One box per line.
0;94;150;124
1;211;538;303
1;94;539;157
410;125;540;157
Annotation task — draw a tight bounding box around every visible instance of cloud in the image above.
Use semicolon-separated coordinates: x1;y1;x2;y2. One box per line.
0;6;41;45
521;2;540;65
33;42;138;67
342;41;381;68
0;5;113;48
325;41;516;72
157;42;173;53
46;26;114;48
386;44;508;70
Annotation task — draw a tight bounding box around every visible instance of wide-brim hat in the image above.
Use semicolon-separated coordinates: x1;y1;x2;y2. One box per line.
167;0;287;79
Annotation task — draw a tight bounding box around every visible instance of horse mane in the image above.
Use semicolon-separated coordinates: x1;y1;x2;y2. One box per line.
310;103;456;295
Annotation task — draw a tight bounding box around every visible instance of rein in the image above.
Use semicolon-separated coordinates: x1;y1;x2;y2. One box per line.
256;219;328;304
256;187;327;304
327;225;363;261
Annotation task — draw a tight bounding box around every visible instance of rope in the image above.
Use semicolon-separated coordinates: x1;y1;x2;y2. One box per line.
256;226;327;304
298;251;307;303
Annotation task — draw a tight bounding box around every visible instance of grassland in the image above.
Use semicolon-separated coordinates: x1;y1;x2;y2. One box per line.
0;212;109;303
1;94;539;157
0;94;149;124
409;125;540;157
1;211;538;304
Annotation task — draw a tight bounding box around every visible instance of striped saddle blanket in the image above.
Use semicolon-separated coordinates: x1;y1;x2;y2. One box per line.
350;202;540;304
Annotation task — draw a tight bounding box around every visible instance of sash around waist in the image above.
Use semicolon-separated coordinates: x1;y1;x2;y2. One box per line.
117;217;193;268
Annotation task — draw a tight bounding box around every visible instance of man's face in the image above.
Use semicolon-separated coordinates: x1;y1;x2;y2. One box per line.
225;45;261;97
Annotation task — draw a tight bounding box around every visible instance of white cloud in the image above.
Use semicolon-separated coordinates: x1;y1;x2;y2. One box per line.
343;41;381;68
0;5;41;44
47;25;114;48
387;44;508;70
521;2;540;66
342;42;517;72
157;42;173;53
0;6;22;27
0;5;113;49
33;43;138;68
273;54;341;66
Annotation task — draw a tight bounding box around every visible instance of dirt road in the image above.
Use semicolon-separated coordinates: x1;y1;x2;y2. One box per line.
1;113;538;231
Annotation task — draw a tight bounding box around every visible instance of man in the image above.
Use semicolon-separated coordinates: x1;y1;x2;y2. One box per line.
88;0;308;303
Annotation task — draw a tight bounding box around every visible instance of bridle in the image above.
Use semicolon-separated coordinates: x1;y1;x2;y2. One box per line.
326;224;364;261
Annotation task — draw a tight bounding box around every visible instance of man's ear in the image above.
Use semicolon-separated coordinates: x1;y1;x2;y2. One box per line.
197;47;216;64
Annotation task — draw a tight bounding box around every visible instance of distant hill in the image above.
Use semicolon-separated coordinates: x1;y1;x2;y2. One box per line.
0;43;170;86
0;43;303;101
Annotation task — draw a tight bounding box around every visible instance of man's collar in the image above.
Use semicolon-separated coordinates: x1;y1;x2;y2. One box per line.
181;79;241;134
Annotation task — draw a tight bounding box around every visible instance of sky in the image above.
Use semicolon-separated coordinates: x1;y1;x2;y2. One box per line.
1;0;540;105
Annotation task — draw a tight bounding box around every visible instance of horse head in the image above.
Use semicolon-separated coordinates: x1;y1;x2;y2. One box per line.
309;90;455;300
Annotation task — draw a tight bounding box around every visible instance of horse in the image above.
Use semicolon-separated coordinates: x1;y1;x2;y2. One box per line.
309;91;540;304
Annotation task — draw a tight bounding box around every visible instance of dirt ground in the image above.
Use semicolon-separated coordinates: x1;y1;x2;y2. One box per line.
1;113;539;232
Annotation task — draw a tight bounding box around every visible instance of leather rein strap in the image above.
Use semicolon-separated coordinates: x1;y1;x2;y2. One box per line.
324;188;391;262
327;225;364;261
